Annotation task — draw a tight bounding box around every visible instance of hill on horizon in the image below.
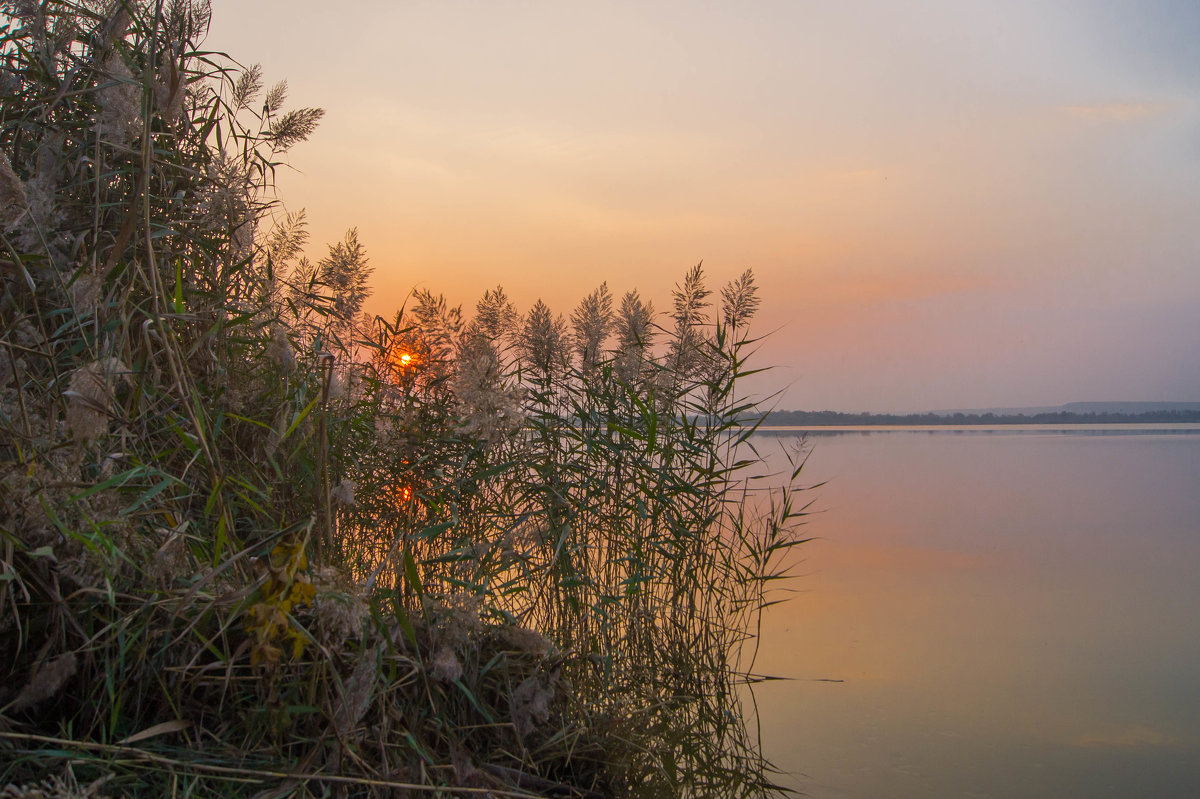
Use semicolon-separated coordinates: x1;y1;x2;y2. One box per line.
764;403;1200;426
928;401;1200;416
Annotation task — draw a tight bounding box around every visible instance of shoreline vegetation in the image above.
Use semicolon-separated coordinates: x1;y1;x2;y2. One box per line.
765;408;1200;426
1;3;805;797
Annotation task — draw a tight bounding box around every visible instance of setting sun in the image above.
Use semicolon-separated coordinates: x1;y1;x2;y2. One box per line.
390;350;415;371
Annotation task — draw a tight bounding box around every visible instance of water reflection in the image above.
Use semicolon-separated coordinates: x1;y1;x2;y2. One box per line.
752;428;1200;798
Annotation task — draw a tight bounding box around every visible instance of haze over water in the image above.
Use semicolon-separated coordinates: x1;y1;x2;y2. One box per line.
751;427;1200;798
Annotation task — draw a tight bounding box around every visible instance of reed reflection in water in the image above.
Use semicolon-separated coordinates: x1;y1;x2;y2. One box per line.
749;428;1200;798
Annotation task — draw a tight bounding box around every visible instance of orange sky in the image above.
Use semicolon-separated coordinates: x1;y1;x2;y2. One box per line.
208;1;1200;411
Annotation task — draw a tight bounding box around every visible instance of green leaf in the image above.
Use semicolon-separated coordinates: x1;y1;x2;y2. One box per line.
452;678;495;724
71;465;156;501
282;396;320;441
120;477;175;516
391;599;418;648
403;548;424;600
173;260;184;314
213;513;228;564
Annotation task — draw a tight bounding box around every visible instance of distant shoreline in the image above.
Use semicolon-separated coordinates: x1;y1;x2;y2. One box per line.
764;409;1200;426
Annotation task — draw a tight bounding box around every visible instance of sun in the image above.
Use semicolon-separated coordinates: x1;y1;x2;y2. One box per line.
391;350;416;371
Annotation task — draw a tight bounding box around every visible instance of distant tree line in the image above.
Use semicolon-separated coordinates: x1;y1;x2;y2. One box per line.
765;409;1200;426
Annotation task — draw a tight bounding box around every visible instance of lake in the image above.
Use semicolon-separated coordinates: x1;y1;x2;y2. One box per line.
748;426;1200;798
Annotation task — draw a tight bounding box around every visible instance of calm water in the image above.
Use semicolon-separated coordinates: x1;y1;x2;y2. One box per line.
749;427;1200;798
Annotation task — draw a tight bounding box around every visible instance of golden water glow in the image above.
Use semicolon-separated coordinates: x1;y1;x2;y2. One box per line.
751;430;1200;797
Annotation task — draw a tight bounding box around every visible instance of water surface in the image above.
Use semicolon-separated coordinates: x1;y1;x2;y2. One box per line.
750;427;1200;798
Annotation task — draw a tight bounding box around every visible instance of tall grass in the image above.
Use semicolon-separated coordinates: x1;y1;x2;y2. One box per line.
1;2;809;796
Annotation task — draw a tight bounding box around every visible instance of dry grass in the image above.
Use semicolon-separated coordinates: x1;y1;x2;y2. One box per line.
1;2;808;796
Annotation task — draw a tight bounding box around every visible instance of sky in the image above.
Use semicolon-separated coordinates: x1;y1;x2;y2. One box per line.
206;0;1200;412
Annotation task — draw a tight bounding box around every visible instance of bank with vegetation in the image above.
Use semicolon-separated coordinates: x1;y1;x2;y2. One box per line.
765;408;1200;426
0;3;806;796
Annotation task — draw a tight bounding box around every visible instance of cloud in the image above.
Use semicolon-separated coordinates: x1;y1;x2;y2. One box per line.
808;270;1005;307
1064;102;1170;122
834;168;889;180
1073;724;1183;749
827;544;985;574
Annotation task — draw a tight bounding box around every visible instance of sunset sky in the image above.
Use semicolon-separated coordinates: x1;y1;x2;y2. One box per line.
207;0;1200;412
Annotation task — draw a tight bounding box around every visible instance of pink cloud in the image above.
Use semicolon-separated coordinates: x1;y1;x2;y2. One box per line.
1064;102;1170;121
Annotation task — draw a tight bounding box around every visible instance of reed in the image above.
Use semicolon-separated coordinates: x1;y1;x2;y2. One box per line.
0;2;809;796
